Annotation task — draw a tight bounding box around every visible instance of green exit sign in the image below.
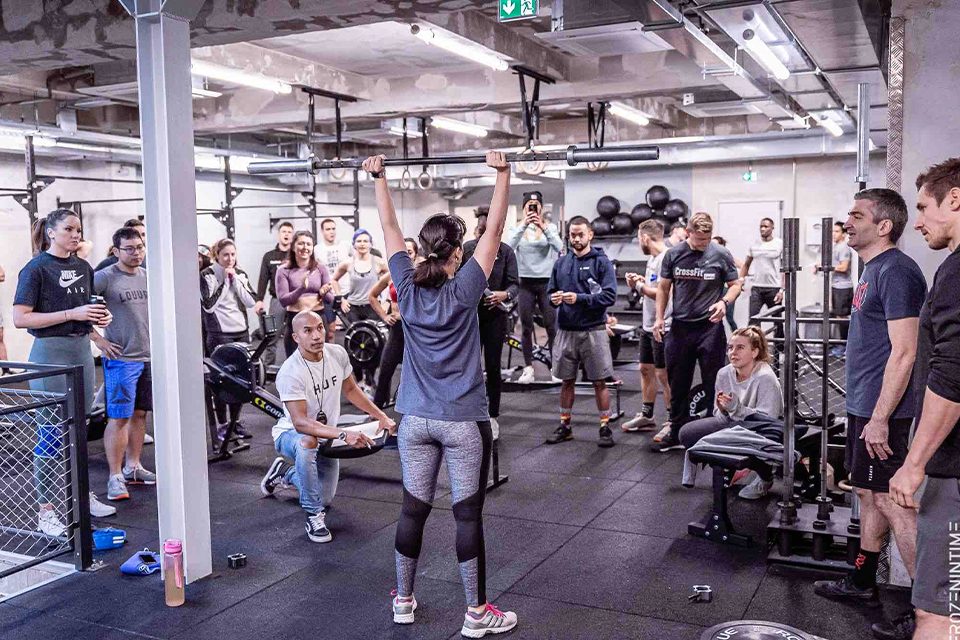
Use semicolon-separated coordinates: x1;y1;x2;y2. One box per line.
742;169;759;182
499;0;539;22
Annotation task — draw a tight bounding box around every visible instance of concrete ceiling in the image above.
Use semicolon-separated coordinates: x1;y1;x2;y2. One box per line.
0;0;892;164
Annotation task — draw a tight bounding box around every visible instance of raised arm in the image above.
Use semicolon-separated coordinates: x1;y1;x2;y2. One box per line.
472;152;510;278
361;155;406;258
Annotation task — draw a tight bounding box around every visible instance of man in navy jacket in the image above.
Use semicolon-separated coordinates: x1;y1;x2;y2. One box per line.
545;215;619;448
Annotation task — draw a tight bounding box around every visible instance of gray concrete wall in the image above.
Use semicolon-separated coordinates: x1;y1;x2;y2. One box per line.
893;0;960;281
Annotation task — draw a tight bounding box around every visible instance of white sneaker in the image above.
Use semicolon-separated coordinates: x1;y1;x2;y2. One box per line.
549;375;563;383
89;492;117;517
392;591;418;624
490;417;500;440
621;413;656;432
461;603;518;638
738;474;774;500
652;421;672;443
37;509;67;537
517;366;535;384
143;433;154;445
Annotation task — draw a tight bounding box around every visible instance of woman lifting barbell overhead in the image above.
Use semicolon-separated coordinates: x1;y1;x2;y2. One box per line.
363;151;519;638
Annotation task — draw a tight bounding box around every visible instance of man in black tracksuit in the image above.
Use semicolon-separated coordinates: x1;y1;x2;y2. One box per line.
462;212;520;439
256;221;293;366
652;212;741;452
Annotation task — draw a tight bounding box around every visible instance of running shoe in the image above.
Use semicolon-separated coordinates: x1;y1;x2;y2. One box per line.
233;422;253;440
652;421;672;443
871;609;916;640
461;603;518;638
261;457;289;497
305;510;332;543
621;413;656;432
107;474;129;501
517;366;535;384
813;574;880;605
37;509;67;537
123;463;157;485
738;474;774;500
89;492;117;517
545;424;573;444
598;425;615;448
649;429;683;453
391;589;418;624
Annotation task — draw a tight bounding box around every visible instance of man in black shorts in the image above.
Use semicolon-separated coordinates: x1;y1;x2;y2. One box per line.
888;158;960;640
652;212;741;453
813;190;926;626
623;220;671;433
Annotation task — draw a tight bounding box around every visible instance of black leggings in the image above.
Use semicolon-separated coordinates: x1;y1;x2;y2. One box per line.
206;329;249;425
478;311;508;418
373;323;404;408
664;319;726;428
518;278;556;366
346;304;381;385
395;416;492;606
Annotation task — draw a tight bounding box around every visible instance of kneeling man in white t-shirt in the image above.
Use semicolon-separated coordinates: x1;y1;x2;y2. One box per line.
261;310;395;543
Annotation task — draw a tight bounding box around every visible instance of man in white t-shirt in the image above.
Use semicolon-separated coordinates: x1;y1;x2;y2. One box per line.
622;219;673;437
315;218;351;338
260;310;395;543
741;217;784;325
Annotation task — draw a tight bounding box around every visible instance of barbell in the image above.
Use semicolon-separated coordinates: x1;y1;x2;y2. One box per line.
247;144;660;176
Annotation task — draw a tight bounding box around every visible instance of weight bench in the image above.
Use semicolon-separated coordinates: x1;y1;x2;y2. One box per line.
687;417;841;547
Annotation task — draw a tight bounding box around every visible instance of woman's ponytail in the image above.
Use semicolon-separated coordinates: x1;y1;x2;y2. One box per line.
412;214;466;289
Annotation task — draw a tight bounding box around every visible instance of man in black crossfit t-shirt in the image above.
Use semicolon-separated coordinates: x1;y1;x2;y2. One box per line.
651;212;741;452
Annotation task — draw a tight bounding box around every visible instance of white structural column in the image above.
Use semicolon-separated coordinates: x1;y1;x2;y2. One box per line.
120;0;212;582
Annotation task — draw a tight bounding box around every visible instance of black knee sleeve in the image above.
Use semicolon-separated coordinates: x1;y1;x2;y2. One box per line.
395;488;432;559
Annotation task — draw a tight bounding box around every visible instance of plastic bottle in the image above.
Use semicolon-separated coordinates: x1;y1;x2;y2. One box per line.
162;539;185;607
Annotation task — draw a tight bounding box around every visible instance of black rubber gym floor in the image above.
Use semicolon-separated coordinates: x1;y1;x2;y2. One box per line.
1;359;910;640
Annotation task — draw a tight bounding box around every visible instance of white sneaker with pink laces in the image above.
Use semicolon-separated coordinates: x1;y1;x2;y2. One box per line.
461;603;518;637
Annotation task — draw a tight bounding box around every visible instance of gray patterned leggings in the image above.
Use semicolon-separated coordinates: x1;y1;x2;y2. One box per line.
395;415;492;607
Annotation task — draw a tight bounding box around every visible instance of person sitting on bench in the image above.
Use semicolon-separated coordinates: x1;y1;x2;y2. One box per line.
679;326;783;498
260;310;395;543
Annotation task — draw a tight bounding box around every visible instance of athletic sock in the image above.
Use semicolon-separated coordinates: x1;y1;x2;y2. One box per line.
599;410;610;430
641;402;654;418
850;549;879;589
560;408;572;427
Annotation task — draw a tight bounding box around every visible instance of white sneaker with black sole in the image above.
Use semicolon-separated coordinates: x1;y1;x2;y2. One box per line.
305;510;332;543
261;457;289;497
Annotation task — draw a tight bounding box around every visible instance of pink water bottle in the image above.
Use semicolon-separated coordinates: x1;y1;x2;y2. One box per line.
162;539;185;607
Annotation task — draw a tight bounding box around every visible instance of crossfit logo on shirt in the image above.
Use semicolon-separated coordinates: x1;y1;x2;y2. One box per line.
59;270;84;289
673;266;706;279
852;282;869;312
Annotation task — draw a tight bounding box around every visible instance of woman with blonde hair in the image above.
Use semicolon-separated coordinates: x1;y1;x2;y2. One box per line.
678;325;783;498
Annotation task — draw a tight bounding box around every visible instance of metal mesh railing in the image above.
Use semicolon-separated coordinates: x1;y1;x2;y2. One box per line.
0;364;90;579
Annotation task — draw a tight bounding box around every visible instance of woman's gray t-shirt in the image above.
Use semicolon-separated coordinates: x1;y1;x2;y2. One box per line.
389;251;489;422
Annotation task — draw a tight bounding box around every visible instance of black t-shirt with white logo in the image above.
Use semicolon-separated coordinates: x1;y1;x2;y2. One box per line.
660;241;739;322
14;252;96;338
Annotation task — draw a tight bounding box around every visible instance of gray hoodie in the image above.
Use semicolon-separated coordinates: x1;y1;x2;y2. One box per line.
506;222;563;279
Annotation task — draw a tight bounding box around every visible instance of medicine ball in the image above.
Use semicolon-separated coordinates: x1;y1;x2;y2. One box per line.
596;195;621;219
645;185;670;210
651;211;673;230
663;198;689;221
591;216;613;236
611;213;633;235
630;203;654;227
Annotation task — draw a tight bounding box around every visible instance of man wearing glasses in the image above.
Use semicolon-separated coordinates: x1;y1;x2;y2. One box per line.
91;226;157;504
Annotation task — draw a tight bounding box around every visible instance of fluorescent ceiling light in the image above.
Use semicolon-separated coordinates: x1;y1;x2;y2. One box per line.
412;25;510;72
388;126;424;138
819;117;843;138
608;102;651;127
430;116;488;138
191;87;222;98
741;29;790;81
191;60;292;94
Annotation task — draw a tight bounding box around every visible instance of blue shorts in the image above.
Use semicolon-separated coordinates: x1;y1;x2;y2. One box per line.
104;359;153;419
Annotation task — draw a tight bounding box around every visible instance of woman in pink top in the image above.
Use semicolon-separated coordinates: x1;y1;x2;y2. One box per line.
275;230;334;356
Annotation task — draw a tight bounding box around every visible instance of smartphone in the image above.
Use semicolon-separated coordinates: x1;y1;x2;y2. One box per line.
89;295;106;305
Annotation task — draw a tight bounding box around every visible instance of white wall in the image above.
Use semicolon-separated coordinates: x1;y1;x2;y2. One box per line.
0;156;448;362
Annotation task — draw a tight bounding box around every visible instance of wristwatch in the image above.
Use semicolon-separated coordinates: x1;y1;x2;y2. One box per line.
369;170;385;178
337;431;347;442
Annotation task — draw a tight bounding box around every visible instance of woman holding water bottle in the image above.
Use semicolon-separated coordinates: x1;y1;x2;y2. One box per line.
13;208;118;536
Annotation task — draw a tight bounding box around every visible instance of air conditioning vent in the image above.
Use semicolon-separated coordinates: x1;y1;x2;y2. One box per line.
536;22;672;57
680;101;766;118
